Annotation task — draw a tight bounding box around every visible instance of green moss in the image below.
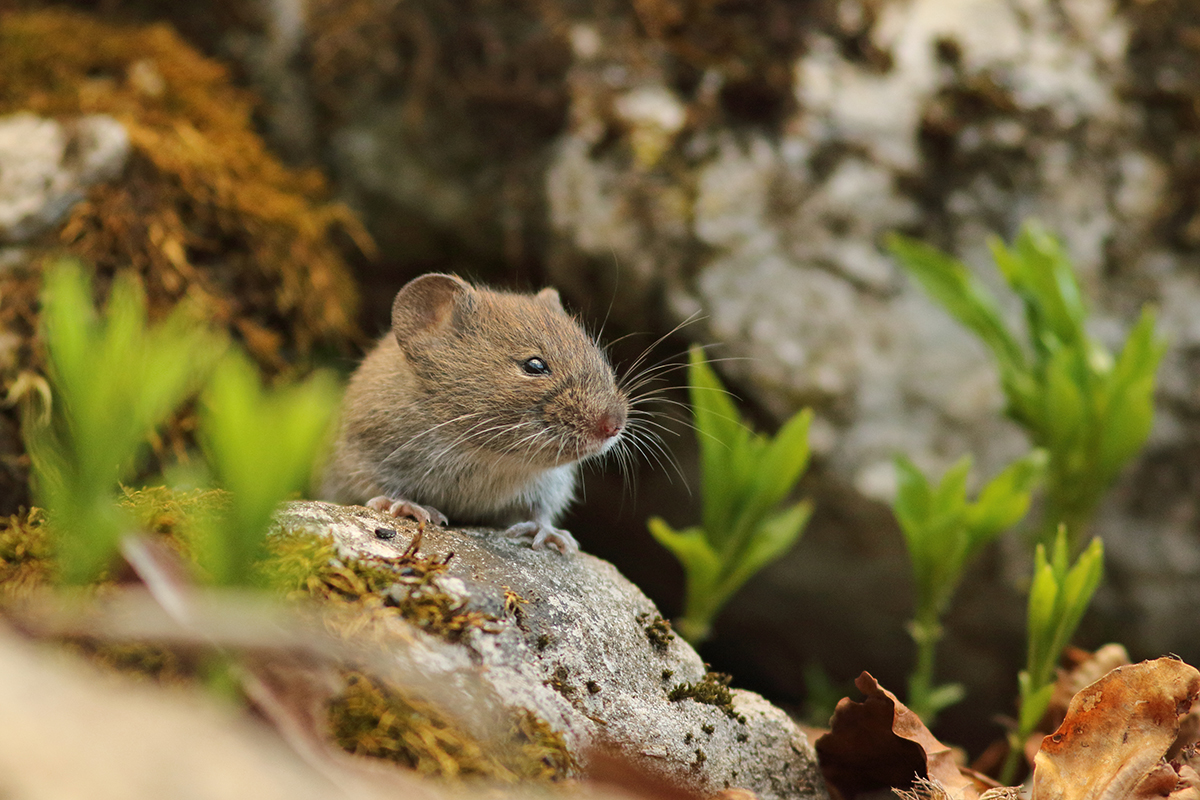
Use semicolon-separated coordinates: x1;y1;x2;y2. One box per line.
0;10;365;365
264;531;501;643
546;665;575;698
68;640;193;686
328;671;573;782
636;611;676;651
119;485;226;563
669;672;747;724
0;508;51;598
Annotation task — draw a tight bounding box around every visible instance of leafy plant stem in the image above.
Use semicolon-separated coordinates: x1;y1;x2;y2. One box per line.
906;610;944;723
649;348;814;645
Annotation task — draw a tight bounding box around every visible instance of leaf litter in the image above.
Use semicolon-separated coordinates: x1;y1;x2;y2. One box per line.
814;657;1200;800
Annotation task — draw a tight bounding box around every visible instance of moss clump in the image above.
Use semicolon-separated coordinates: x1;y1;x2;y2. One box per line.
67;640;194;686
0;508;51;599
0;10;365;362
265;532;500;643
546;664;575;698
329;671;574;782
119;485;227;563
669;671;747;724
636;611;676;651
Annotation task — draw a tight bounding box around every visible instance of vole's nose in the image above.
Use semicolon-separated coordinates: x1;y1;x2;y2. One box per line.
595;409;626;440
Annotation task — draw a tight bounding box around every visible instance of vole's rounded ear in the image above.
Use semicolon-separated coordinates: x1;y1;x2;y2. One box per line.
535;287;564;313
392;273;472;342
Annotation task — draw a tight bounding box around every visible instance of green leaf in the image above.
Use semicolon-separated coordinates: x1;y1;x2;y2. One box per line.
924;682;967;718
1018;680;1056;734
887;233;1026;376
31;261;225;584
964;450;1047;548
1051;536;1105;655
199;351;339;586
724;408;812;560
1096;309;1163;482
1041;349;1088;453
1024;542;1057;678
893;455;934;545
719;499;813;607
651;353;815;643
688;347;751;541
648;518;720;584
991;224;1087;352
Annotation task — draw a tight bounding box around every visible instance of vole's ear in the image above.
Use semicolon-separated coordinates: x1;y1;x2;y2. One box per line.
392;273;471;341
535;287;564;313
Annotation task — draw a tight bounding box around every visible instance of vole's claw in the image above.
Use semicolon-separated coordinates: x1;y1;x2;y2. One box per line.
366;496;448;527
503;521;579;555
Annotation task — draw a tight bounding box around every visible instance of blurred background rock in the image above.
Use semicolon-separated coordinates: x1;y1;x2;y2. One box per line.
2;0;1197;753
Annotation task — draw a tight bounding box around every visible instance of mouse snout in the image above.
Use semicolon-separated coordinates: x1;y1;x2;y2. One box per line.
593;408;626;441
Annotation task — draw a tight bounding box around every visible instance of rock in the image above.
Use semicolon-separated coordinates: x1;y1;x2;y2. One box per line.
0;112;129;243
279;500;828;800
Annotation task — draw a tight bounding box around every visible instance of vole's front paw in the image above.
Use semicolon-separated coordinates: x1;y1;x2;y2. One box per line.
366;496;448;527
503;522;579;555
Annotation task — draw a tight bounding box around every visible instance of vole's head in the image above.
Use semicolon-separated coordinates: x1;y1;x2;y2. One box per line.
392;273;628;468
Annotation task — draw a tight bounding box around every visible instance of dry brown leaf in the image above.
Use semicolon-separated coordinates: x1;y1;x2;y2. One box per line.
1046;644;1132;734
1031;657;1200;800
815;672;978;800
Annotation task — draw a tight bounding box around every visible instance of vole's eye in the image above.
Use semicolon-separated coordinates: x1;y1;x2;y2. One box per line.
522;357;551;376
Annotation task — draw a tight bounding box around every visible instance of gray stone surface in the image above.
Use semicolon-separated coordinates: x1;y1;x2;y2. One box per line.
0;113;129;243
280;500;828;800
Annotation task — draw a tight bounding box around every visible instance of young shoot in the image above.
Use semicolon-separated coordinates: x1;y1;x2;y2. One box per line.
888;222;1165;550
894;451;1046;725
1000;527;1104;783
648;347;813;644
25;260;226;583
197;351;340;587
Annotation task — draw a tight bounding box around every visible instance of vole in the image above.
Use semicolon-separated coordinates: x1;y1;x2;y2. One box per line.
321;273;629;555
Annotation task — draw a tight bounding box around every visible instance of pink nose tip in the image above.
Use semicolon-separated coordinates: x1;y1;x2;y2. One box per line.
595;411;625;440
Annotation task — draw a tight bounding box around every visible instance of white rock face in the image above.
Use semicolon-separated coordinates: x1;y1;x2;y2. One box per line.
0;113;129;243
545;0;1153;500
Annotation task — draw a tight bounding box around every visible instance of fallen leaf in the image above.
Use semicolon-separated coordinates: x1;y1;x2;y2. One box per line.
1047;644;1132;733
1031;657;1200;800
814;672;978;800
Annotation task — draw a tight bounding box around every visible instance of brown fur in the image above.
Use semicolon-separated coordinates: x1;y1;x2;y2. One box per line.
321;274;628;534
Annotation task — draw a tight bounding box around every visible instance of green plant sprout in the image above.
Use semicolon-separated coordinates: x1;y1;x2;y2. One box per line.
25;259;340;589
197;351;340;587
894;451;1046;725
888;222;1166;550
26;260;226;583
1000;527;1104;784
648;347;814;644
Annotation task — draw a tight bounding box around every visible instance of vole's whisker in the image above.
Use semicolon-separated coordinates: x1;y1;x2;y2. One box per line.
623;426;686;490
616;310;707;387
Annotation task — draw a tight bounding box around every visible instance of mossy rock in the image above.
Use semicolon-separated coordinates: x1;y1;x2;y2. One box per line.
0;8;369;512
